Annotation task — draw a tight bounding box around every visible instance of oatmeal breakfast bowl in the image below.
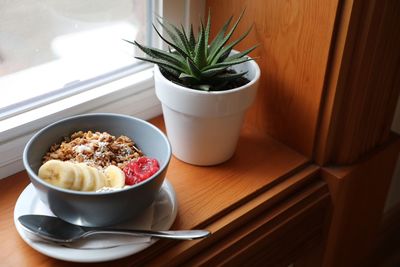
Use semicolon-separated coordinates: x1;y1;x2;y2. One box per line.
23;113;171;227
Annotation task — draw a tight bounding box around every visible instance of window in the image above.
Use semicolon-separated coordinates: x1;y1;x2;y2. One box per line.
0;0;151;119
0;0;205;179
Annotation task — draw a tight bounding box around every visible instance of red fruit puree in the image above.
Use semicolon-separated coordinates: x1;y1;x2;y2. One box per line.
123;156;160;185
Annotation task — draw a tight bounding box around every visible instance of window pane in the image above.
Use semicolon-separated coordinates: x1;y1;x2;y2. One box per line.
0;0;149;114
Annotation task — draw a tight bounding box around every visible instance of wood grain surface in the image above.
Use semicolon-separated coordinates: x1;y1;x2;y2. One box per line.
315;0;400;165
322;136;400;267
206;0;339;158
0;116;313;266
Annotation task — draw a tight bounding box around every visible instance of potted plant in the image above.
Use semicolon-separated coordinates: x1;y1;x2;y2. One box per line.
126;11;260;165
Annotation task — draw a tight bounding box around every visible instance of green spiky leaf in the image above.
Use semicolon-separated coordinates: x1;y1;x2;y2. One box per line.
204;10;211;57
225;44;259;61
126;9;257;91
135;56;185;73
203;57;253;71
179;72;201;83
194;23;207;68
212;71;248;83
208;16;233;62
159;66;181;78
201;66;229;77
156;19;184;49
189;24;196;48
152;24;190;59
186;57;202;78
208;9;246;64
128;39;185;68
211;25;253;64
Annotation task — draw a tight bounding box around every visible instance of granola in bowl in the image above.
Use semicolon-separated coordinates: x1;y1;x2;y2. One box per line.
39;130;159;192
43;130;143;170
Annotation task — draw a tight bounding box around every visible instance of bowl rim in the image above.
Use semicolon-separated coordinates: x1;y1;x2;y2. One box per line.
23;113;172;195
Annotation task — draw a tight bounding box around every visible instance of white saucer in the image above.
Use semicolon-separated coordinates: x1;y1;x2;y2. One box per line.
14;180;178;263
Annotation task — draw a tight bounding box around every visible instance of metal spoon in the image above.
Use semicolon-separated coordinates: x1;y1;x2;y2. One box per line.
18;215;210;243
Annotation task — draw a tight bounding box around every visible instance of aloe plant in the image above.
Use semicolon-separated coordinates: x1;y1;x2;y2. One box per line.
125;10;257;91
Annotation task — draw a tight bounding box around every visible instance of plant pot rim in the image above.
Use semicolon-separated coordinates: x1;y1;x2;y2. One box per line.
154;55;260;95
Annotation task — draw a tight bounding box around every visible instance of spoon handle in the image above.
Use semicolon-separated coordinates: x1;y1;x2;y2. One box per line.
81;228;211;240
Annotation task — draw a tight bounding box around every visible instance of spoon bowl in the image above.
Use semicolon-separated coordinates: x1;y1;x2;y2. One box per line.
18;215;211;243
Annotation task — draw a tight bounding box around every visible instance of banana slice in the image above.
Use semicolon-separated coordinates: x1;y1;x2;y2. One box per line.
77;163;95;191
38;160;75;189
104;165;125;189
88;165;106;190
39;160;122;191
69;163;83;191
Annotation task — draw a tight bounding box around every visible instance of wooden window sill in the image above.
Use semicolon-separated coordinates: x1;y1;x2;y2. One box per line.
0;116;329;266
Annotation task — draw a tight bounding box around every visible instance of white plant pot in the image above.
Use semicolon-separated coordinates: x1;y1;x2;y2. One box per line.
154;54;260;166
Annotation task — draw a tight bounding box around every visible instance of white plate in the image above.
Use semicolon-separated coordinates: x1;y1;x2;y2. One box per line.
14;180;178;263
